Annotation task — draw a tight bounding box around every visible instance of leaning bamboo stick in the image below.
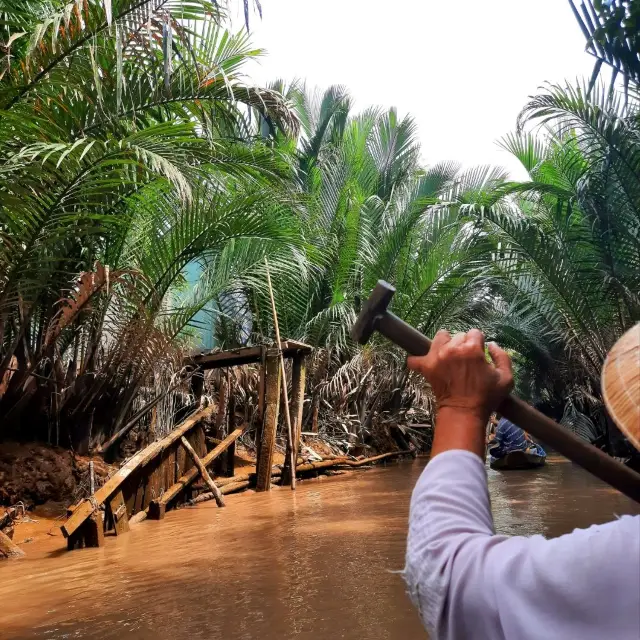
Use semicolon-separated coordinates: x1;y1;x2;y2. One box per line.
180;436;225;507
264;257;296;490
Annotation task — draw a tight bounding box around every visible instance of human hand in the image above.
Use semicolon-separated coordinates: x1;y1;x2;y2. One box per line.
407;329;513;425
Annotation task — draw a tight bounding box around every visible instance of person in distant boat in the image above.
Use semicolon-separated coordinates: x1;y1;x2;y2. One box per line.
403;326;640;640
488;414;546;462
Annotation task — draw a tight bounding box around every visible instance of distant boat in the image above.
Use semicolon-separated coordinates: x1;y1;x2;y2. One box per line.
490;449;546;470
488;417;547;470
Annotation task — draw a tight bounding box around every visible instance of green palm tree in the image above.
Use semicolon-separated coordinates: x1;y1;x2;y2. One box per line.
246;84;500;442
0;0;301;451
467;82;640;450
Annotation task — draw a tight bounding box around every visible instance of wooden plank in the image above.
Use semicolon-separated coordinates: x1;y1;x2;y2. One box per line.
142;458;161;510
61;405;215;539
180;437;225;507
133;472;145;515
150;424;248;512
0;529;25;559
109;491;130;536
194;424;207;458
191;346;262;369
187;341;313;370
255;352;281;492
176;436;187;480
165;450;176;497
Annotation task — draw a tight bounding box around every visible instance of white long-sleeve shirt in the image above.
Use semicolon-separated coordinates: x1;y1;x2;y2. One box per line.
404;450;640;639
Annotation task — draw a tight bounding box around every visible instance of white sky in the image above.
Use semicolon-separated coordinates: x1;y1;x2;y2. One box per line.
237;0;595;180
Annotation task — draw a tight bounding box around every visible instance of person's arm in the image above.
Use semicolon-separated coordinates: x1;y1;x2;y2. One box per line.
403;329;640;640
404;448;640;639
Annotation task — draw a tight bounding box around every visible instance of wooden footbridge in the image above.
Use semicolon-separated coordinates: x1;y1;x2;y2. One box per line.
60;341;311;550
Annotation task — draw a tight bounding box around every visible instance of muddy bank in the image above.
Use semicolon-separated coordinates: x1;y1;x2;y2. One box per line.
0;416;417;559
0;442;115;507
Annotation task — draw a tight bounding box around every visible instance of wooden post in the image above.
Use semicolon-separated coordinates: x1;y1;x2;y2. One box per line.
148;501;166;521
108;491;130;536
281;354;306;485
255;346;266;447
291;353;306;463
226;381;236;477
84;512;105;548
255;350;281;492
214;371;229;475
180;436;225;507
67;511;104;550
190;366;205;405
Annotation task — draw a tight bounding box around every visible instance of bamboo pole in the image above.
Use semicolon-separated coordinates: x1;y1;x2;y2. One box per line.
154;424;247;510
264;257;296;490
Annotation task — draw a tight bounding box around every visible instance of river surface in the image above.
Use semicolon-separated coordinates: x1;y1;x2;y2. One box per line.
2;457;639;639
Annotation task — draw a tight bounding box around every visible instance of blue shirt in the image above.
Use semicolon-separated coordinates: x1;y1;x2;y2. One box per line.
489;417;546;459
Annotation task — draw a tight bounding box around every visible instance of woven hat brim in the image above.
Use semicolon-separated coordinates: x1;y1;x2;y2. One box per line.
601;324;640;453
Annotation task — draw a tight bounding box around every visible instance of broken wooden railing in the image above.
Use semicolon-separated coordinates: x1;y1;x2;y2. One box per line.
61;406;248;549
60;340;313;550
188;340;311;492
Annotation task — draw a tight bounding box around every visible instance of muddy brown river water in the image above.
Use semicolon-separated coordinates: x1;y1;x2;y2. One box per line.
2;457;639;639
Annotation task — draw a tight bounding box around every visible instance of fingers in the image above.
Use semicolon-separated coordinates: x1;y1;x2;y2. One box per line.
407;330;450;375
488;342;514;388
466;329;485;352
448;331;467;348
431;329;451;352
406;355;423;372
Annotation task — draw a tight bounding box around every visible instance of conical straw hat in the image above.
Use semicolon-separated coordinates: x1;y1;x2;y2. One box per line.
602;323;640;452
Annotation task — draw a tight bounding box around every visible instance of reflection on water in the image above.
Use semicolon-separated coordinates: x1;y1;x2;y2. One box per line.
1;457;638;639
